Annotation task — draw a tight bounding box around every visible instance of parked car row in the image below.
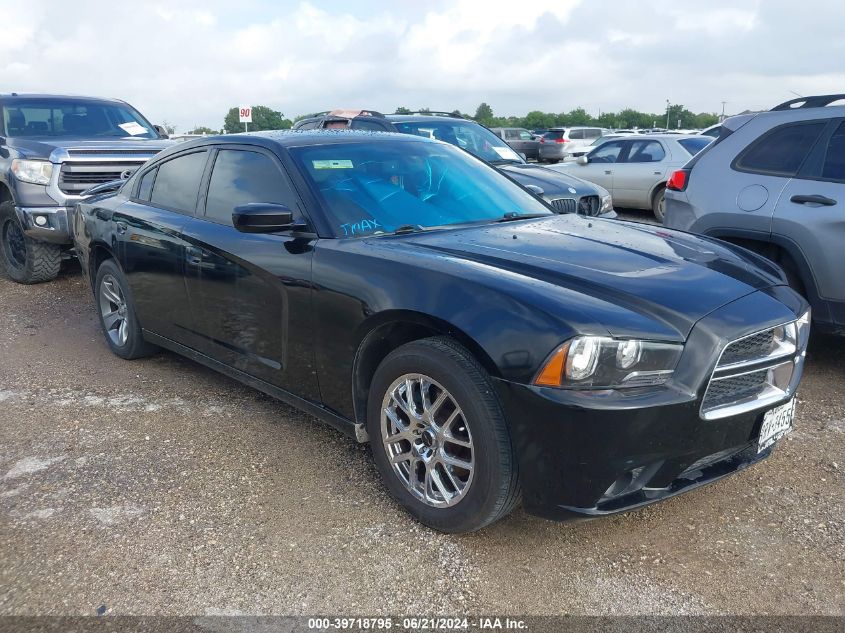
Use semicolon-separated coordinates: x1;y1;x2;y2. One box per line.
0;92;828;533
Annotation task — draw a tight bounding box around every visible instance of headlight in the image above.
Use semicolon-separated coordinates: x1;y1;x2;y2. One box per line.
11;159;53;185
600;194;613;213
535;336;683;389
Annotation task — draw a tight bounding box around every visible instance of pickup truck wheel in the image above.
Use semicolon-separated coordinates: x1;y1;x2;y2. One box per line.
94;259;157;359
368;337;520;533
652;186;666;223
0;202;61;284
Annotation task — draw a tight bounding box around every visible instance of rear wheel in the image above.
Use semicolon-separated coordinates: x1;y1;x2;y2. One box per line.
368;337;520;533
652;186;666;223
94;259;157;359
0;202;61;284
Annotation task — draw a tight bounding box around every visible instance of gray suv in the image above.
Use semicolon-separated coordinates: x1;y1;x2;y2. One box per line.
665;94;845;334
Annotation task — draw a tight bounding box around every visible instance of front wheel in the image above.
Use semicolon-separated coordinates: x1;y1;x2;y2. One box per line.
652;186;666;223
94;259;157;359
368;337;520;533
0;202;61;284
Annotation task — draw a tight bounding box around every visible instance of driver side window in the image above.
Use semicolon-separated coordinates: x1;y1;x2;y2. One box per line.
590;141;624;163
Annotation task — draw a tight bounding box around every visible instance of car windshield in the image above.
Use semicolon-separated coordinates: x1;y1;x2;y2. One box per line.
290;138;553;238
391;120;524;165
2;99;158;139
678;137;712;155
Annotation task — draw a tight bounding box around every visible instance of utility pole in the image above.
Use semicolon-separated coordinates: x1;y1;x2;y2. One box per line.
665;100;670;130
721;101;727;122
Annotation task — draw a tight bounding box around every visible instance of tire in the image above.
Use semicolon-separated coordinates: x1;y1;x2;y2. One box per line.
652;186;666;223
94;259;157;360
0;201;61;284
367;336;520;533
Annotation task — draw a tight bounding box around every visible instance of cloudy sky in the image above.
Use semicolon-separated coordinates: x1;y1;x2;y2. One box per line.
2;0;843;131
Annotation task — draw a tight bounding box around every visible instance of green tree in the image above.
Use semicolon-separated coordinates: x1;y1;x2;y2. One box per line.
394;106;412;114
160;120;176;135
474;102;494;124
189;126;217;135
223;105;292;133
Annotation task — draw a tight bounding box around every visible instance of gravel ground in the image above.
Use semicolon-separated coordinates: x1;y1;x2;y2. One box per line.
0;255;843;618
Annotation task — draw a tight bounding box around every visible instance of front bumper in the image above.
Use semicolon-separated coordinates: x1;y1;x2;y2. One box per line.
495;379;780;520
497;286;809;522
15;206;73;244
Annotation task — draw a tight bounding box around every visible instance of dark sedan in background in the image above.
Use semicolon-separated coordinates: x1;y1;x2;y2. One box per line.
74;130;810;532
490;127;540;161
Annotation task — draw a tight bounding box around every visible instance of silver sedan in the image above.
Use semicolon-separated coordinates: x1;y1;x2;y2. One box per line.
547;134;712;222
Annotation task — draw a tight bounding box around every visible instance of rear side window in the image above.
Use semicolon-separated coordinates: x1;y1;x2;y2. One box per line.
150;151;207;214
734;121;826;177
678;137;712;156
569;129;584;140
205;149;295;225
136;168;156;201
822;121;845;181
585;128;603;139
626;140;665;163
297;120;319;130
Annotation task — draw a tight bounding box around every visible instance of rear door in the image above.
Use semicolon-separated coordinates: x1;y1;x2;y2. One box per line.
180;144;320;400
612;139;668;207
773;119;845;320
117;150;208;345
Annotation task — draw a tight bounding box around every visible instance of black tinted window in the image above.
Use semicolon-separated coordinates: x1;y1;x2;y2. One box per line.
137;168;156;201
297;120;319;130
350;118;387;131
544;130;564;140
822;121;845;181
150;151;207;213
205;150;293;225
569;129;584;140
736;122;826;176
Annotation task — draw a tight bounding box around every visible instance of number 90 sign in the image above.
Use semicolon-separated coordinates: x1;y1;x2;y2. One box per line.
239;106;252;123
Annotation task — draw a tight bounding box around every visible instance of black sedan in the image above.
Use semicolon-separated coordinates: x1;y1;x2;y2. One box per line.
73;131;810;532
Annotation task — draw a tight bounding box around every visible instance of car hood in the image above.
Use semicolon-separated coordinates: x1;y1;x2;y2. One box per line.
387;215;785;340
498;163;599;198
9;137;174;160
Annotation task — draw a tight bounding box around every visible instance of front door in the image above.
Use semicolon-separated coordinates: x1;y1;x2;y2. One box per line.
612;139;668;207
181;145;320;401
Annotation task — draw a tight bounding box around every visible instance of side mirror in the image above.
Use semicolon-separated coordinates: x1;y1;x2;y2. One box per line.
576;155;589;165
233;203;302;233
154;125;170;139
524;184;545;196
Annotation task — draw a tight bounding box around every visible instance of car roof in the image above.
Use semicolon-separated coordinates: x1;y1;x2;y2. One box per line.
170;129;433;152
385;114;475;124
0;93;126;104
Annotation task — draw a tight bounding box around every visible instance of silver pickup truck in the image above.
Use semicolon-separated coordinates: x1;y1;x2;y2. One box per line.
0;93;171;283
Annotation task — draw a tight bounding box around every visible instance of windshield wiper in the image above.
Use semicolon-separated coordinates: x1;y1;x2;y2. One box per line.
390;224;427;235
495;212;549;223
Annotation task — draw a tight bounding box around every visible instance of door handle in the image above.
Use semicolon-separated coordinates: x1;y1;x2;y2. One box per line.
115;221;127;235
604;170;612;175
790;194;837;206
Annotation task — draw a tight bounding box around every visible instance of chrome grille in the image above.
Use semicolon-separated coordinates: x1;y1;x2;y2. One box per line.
549;198;576;213
58;161;147;195
578;195;600;216
700;319;808;420
702;369;768;410
719;329;774;366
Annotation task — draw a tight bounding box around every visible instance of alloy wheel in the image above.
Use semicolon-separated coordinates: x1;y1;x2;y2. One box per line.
381;373;474;507
98;274;130;346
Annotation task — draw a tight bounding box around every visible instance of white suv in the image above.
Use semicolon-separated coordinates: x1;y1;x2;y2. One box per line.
538;127;608;163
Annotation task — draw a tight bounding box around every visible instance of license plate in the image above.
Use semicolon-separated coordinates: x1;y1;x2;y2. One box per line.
758;399;796;453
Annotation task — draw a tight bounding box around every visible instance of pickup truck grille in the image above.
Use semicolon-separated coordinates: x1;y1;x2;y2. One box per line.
549;198;576;214
58;161;148;195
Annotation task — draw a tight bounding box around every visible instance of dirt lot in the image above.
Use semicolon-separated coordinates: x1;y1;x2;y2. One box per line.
0;260;843;617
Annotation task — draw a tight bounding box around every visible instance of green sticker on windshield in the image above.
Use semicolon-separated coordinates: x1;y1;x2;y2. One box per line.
312;159;354;169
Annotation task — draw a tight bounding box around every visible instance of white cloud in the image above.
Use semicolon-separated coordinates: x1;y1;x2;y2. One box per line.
0;0;840;131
